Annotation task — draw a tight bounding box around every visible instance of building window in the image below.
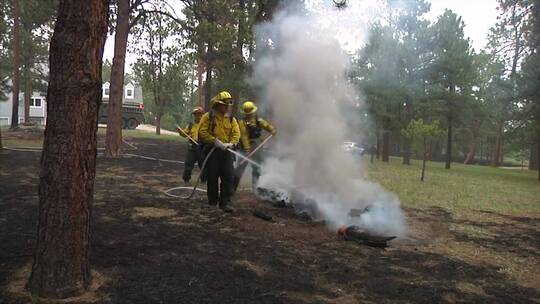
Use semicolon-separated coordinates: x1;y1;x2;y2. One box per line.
30;97;43;108
125;83;134;99
103;82;110;98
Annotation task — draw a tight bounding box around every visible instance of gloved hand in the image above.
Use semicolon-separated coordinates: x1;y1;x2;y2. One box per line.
214;139;226;150
223;143;234;150
271;130;277;136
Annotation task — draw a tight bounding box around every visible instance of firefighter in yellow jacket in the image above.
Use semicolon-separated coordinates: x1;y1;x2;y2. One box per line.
198;91;240;212
176;106;205;183
233;101;276;192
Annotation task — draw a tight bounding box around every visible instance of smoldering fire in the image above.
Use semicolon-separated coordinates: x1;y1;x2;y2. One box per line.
251;3;408;238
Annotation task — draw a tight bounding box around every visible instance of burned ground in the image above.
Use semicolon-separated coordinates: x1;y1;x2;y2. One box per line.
1;132;539;303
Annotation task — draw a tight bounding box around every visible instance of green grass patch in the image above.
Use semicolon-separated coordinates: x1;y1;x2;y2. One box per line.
2;139;43;148
366;156;540;218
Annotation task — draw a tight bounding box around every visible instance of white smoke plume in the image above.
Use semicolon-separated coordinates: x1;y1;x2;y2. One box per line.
252;3;407;238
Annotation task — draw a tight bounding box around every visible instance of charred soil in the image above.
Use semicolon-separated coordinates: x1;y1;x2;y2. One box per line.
1;131;539;303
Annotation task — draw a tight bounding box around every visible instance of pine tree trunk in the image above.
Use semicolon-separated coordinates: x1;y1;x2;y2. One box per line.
204;41;214;110
402;97;412;165
382;129;390;162
530;140;538;170
23;61;31;124
155;112;161;135
27;0;109;298
197;57;204;107
10;0;21;129
105;0;129;158
421;136;427;181
204;61;213;110
491;121;503;167
382;109;390;162
376;124;381;159
536;129;540;181
403;139;411;165
464;121;480;164
445;114;452;169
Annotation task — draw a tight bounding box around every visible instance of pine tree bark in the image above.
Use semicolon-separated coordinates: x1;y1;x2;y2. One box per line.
530;140;538;170
27;0;109;298
464;120;480;164
445;114;452;169
421;136;427;181
491;121;503;167
105;0;130;157
10;0;21;129
536;129;540;180
402;97;412;165
23;60;31;124
204;41;214;110
197;57;204;106
155;112;161;135
382;128;390;162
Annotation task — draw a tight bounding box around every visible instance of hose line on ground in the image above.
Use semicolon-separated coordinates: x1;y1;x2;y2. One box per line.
163;146;216;199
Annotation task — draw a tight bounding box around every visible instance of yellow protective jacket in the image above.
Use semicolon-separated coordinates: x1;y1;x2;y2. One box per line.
198;111;241;145
178;121;200;143
239;116;276;151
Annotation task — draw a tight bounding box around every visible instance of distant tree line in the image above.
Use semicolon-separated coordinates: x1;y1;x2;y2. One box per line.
350;0;539;174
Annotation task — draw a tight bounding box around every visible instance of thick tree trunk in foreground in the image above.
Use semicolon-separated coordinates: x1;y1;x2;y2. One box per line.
445;114;452;169
27;0;109;298
10;0;21;129
491;121;503;167
105;0;130;157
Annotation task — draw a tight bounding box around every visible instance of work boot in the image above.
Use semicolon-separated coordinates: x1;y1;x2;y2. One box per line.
183;171;191;183
220;205;235;213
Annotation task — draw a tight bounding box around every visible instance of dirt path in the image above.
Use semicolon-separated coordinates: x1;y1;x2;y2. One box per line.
1;136;539;303
135;124;177;135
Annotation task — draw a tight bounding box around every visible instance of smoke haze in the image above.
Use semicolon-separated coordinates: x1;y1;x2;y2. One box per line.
252;4;407;237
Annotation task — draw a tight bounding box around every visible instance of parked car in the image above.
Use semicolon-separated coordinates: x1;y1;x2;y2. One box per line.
343;141;365;156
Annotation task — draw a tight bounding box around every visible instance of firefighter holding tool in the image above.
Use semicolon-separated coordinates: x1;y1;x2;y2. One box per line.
176;106;205;183
233;101;276;193
198;91;240;213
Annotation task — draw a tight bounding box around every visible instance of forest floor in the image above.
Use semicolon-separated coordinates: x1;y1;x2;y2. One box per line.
1;128;539;304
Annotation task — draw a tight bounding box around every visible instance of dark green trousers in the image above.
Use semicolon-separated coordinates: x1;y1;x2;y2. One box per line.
206;149;235;207
183;144;203;182
232;149;262;192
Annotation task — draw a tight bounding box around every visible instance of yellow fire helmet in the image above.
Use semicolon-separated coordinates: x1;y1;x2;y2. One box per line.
211;91;233;107
242;101;258;115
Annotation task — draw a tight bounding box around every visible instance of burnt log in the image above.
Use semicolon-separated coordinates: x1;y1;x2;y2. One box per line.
338;226;396;248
